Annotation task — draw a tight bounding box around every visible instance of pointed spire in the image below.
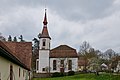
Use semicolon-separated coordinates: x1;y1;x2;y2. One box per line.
43;9;48;25
38;9;51;39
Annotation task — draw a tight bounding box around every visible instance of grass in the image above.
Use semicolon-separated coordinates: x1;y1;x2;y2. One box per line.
32;73;120;80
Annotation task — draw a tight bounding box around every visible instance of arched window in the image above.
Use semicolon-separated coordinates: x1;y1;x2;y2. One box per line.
53;60;57;70
42;39;46;46
61;60;64;67
68;60;72;70
43;42;45;46
49;42;50;49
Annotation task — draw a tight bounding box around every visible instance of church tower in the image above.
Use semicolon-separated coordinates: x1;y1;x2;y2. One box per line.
37;9;51;73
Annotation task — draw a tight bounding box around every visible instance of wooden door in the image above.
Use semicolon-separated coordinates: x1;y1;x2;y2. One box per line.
60;67;64;73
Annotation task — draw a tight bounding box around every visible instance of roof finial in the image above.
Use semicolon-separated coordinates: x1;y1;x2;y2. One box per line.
45;8;47;12
43;9;48;25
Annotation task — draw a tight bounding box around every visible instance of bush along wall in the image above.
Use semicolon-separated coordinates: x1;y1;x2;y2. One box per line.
52;72;64;77
52;71;75;77
68;71;75;76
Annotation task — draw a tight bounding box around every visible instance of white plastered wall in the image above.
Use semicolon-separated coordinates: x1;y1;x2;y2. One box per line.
39;38;50;49
0;56;29;80
37;37;50;73
38;50;50;73
50;58;78;73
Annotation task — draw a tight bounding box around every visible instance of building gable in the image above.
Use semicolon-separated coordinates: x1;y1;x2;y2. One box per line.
0;41;29;70
50;45;78;58
3;41;32;70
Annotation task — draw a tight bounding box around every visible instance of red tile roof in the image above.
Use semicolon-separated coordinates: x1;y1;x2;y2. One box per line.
3;42;32;70
0;41;30;70
40;26;51;39
0;41;14;55
50;45;78;58
78;57;89;66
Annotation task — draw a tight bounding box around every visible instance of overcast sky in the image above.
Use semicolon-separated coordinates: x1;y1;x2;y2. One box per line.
0;0;120;53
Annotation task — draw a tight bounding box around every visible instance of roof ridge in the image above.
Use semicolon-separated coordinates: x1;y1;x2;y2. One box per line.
51;45;75;50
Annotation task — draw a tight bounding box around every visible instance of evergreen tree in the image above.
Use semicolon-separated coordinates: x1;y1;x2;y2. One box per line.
13;36;17;42
0;33;6;41
8;35;12;41
19;35;25;42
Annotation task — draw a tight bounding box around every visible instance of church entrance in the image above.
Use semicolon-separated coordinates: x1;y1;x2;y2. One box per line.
60;67;64;73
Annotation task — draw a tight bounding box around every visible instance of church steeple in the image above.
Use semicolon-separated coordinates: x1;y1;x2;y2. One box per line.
38;9;51;39
37;9;51;73
43;9;48;25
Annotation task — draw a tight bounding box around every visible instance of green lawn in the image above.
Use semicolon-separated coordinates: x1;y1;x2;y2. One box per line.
32;73;120;80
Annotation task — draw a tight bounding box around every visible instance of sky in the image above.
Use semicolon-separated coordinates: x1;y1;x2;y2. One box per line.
0;0;120;53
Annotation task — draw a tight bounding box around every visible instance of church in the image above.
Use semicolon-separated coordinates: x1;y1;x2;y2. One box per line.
36;10;78;73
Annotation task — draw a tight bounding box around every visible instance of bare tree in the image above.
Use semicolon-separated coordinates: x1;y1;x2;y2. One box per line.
111;55;120;71
104;49;116;60
0;33;6;41
79;41;91;55
78;41;91;71
78;41;100;71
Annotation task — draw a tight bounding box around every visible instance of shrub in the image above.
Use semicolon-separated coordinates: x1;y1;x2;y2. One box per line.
68;71;75;76
60;72;64;77
52;72;64;77
52;72;60;77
